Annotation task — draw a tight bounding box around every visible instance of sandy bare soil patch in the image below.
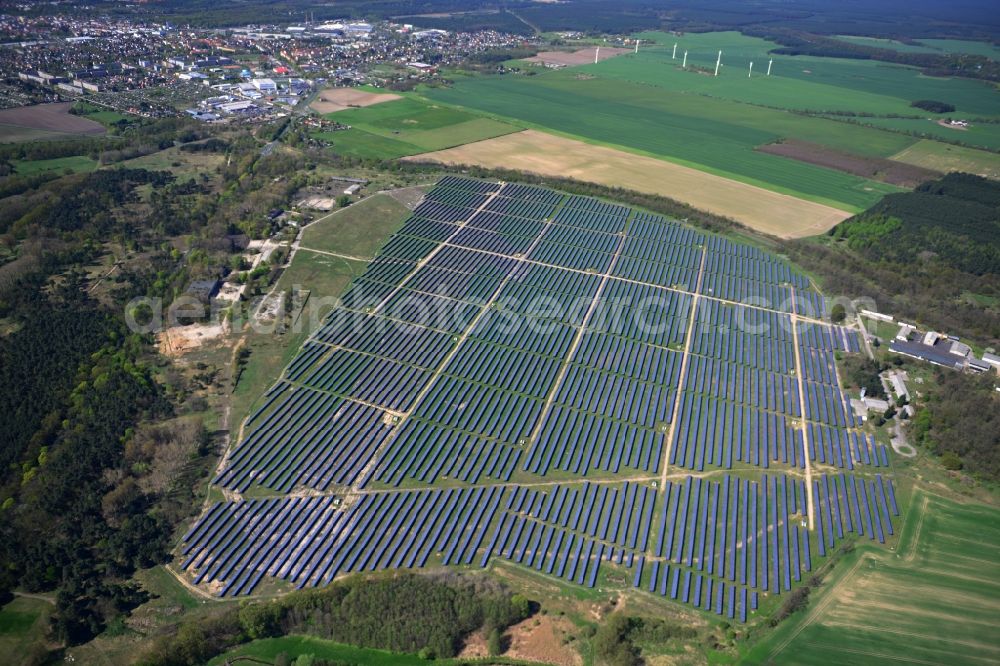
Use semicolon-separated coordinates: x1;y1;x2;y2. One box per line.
408;130;852;238
527;47;631;66
310;88;401;114
504;615;582;666
0;102;105;135
158;322;227;357
758;139;940;187
387;185;428;209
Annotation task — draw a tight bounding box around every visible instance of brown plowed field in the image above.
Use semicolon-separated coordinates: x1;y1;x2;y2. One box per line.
527;47;631;66
0;102;105;136
310;88;401;114
757;139;939;187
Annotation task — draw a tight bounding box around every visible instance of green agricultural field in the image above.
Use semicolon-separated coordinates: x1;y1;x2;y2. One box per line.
422;29;1000;208
423;73;904;210
918;39;1000;59
831;35;940;54
314;127;424;159
832;35;1000;60
624;31;1000;117
12;155;98;175
891;139;1000;179
316;96;520;158
747;490;1000;665
300;193;412;258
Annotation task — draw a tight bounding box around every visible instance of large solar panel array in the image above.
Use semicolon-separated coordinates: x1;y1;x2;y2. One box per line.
184;177;898;621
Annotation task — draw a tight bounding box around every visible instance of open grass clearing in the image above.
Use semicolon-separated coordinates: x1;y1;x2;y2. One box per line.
918;39;1000;59
408;129;852;237
12;155;98;176
0;596;52;661
845;116;1000;151
300;193;412;258
314;127;425;159
115;146;225;181
229;251;367;432
890;139;1000;180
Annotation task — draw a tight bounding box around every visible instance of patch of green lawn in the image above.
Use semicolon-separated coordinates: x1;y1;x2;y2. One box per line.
300;194;412;258
12;155;98;175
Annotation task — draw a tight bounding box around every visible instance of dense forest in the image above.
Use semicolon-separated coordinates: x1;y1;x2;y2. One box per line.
790;173;1000;347
909;369;1000;481
140;574;532;665
0;118;320;650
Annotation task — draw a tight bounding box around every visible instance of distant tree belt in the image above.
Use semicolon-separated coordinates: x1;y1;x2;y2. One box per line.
139;573;532;666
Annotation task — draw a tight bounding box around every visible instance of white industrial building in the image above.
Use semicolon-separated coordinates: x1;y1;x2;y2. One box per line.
251;78;277;92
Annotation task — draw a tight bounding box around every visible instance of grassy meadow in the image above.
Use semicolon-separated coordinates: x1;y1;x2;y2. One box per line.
0;596;52;661
300;193;412;257
891;139;1000;179
12;155;98;175
840;115;1000;151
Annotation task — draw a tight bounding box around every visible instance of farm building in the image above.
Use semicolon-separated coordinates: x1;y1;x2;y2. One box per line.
889;339;966;369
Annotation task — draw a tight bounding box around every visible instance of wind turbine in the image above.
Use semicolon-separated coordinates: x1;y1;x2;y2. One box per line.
767;59;773;76
672;43;677;59
714;50;722;76
594;46;600;64
682;50;688;68
749;61;753;77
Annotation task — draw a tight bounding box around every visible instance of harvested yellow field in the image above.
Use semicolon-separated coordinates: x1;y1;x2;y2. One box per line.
891;139;1000;180
407;130;851;238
